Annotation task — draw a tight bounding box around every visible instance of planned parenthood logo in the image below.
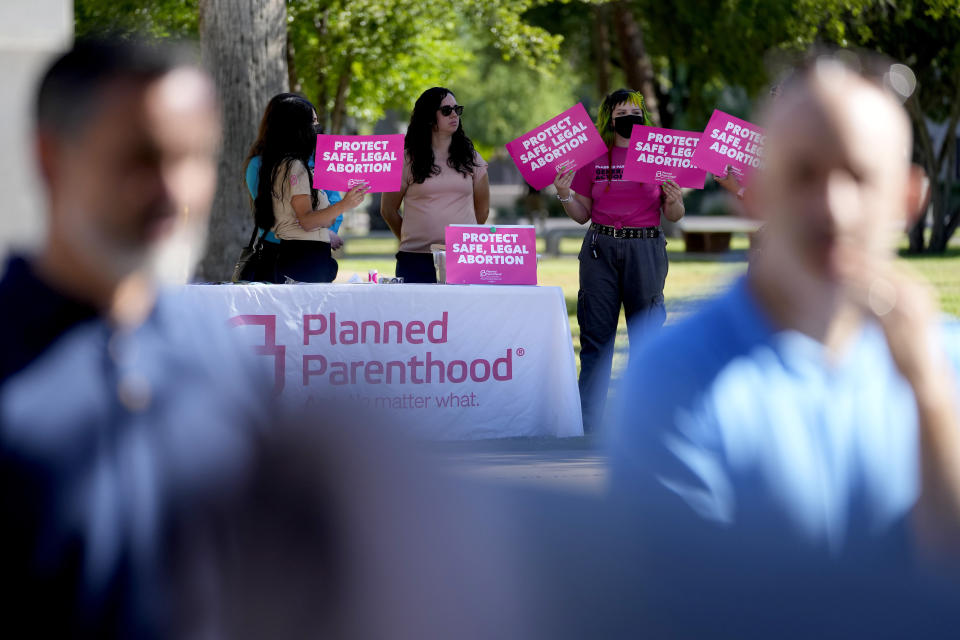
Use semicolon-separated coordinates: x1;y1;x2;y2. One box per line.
479;269;503;282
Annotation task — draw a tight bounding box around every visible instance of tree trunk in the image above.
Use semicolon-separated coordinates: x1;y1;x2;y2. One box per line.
908;212;927;253
330;57;353;135
314;10;330;131
930;141;957;252
197;0;288;281
286;31;301;93
908;130;930;253
944;203;960;248
906;99;937;252
612;1;660;126
657;63;677;130
930;102;960;253
907;84;960;254
592;5;611;98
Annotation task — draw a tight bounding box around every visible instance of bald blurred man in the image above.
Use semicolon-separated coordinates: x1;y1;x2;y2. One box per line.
0;39;270;638
609;54;960;563
593;53;960;638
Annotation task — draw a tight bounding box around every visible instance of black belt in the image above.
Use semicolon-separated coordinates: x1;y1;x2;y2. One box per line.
590;222;660;239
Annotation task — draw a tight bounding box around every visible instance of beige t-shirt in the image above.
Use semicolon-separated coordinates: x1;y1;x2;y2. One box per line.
271;159;331;242
398;150;488;253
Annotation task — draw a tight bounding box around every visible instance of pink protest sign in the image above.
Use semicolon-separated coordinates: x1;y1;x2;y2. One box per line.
623;125;707;189
444;225;537;285
313;134;404;193
505;104;608;190
690;109;766;181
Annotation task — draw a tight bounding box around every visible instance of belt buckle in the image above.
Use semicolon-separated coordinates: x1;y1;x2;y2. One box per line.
613;227;624;239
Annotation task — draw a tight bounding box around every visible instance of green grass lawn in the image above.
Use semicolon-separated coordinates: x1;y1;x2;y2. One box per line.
336;234;960;376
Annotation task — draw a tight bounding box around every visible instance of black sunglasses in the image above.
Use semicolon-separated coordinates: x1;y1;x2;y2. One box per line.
439;105;464;117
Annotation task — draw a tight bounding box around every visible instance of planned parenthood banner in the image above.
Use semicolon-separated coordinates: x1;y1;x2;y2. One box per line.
180;284;583;440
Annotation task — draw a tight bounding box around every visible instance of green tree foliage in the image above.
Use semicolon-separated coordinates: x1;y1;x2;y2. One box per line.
529;0;960;250
451;42;578;157
286;0;562;134
73;0;960;250
75;0;197;38
523;0;771;127
831;0;960;252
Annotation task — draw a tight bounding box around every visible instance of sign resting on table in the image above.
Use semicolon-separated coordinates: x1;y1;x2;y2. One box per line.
444;225;537;285
690;109;766;182
623;125;707;189
505;103;608;190
313;134;405;193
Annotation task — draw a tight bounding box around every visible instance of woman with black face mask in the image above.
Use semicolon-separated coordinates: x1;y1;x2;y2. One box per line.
552;88;685;433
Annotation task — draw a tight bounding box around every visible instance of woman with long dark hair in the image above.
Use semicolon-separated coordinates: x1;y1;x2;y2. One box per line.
381;87;489;283
245;93;366;282
553;88;685;432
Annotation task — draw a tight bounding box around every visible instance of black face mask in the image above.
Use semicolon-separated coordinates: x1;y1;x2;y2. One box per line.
613;114;645;139
313;123;324;136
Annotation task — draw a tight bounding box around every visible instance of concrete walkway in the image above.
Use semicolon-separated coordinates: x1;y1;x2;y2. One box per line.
429;436;608;495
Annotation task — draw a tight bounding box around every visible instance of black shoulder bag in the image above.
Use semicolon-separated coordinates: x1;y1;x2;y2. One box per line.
231;226;262;282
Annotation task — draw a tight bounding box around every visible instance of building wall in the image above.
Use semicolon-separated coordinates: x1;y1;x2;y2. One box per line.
0;1;72;260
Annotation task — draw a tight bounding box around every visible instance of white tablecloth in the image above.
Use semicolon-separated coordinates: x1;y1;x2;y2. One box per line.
181;284;583;440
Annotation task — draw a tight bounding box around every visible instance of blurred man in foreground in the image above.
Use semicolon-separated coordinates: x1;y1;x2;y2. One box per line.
0;40;528;640
605;52;960;636
0;38;270;638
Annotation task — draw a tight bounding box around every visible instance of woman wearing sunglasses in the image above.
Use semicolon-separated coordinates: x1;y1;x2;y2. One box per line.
381;87;489;283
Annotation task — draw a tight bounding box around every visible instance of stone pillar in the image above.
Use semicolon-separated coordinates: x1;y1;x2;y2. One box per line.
0;2;72;260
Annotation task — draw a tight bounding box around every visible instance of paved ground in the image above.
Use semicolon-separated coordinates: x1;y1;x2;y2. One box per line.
429;436;608;495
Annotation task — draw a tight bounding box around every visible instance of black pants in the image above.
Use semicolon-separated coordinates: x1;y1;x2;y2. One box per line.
395;251;437;284
276;240;338;283
577;230;668;432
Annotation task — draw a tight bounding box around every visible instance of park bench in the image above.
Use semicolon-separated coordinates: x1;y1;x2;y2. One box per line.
496;215;761;256
544;225;588;256
678;215;762;252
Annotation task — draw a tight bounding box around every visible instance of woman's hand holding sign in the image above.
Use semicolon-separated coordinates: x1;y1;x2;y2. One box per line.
714;165;741;193
660;179;685;222
342;181;369;208
661;180;682;204
553;162;592;224
553;163;575;198
293;181;368;232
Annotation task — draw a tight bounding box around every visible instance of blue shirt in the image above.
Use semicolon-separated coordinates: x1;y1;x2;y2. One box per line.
608;276;960;558
245;156;343;236
0;256;271;638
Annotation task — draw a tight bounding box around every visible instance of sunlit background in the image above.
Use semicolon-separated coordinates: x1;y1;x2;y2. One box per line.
1;0;958;371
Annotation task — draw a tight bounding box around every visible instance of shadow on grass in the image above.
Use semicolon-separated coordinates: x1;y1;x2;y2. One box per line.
898;247;960;260
565;294;716;323
425;434;600;453
666;249;750;263
665;296;714;316
554;248;750;263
